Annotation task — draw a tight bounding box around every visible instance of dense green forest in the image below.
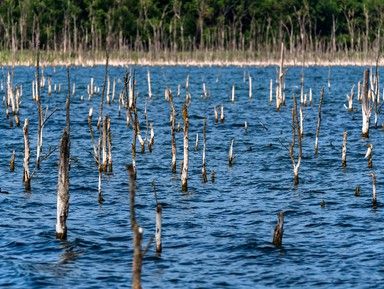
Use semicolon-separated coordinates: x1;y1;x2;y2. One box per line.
1;0;384;61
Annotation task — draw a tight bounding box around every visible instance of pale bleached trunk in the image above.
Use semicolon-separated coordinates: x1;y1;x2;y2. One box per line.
170;96;176;173
231;83;235;102
214;106;218;123
365;144;373;168
106;76;110;104
249;75;252;98
107;116;112;172
23;119;31;191
361;69;371;138
112;78;116;102
276;42;284;111
148;123;154;152
220;105;224;123
347;84;355;111
202;117;207;182
102;116;108;171
228;139;234;166
147;70;152;99
181;104;189;191
371;173;377;207
290;96;302;185
56;130;70;240
341;130;347;167
314;88;324;155
194;133;199;151
48;77;52;96
35;54;43;170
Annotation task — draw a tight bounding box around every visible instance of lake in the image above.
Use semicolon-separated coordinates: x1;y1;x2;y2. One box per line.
0;64;383;288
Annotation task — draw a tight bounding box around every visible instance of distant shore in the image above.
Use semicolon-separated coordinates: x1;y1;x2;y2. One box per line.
0;50;382;67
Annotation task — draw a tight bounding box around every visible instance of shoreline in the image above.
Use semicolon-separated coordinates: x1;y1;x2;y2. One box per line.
1;50;382;67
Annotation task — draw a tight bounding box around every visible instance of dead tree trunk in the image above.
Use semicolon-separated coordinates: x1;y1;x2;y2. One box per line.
202;118;207;183
169;91;177;173
181;104;189;191
290;96;302;185
272;211;284;247
35;51;43;169
371;172;377;208
361;69;372;138
56;130;70;240
23;119;31;191
128;164;143;289
341;130;347;167
365;144;373;168
276;42;285;111
155;204;162;254
314;88;324;155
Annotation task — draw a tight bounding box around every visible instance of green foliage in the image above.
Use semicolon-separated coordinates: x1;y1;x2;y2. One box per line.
0;0;382;53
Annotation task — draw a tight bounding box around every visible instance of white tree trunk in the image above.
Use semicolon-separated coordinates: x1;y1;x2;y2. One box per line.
181;105;189;191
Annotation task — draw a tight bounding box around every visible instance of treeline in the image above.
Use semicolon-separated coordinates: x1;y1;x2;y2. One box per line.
1;0;384;58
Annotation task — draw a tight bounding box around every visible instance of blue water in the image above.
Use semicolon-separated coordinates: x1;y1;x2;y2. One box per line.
1;64;383;288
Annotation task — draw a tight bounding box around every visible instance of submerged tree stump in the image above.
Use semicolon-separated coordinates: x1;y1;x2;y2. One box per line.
272;211;284;247
56;130;70;240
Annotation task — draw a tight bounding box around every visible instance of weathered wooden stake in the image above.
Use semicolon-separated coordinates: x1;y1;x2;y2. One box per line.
148;123;154;153
155;204;162;254
195;133;199;151
299;106;304;137
346;84;355;111
35;52;43;169
365;144;373;168
147;70;152;99
48;77;52;96
220;105;224;123
56;130;70;240
202;118;207;183
106;76;111;104
314;88;324;155
23;118;31;191
357;80;361;102
228;139;234;166
371;172;377;207
214;106;218;123
102;116;108;171
361;69;371;138
309;88;312;105
181;104;189;192
341;130;347;167
10;149;15;172
170;93;176;173
128;164;143;289
202;82;207;97
112;78;116;102
231;83;235;102
290;96;302;185
106;116;113;172
276;42;285;111
272;211;284;247
249;75;252;98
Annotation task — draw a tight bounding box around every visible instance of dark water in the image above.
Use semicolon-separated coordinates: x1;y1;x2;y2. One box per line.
0;64;383;288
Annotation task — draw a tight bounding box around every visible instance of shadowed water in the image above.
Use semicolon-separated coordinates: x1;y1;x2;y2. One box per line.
0;65;383;288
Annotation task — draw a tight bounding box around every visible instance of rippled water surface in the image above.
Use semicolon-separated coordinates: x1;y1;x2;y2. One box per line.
1;65;384;288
